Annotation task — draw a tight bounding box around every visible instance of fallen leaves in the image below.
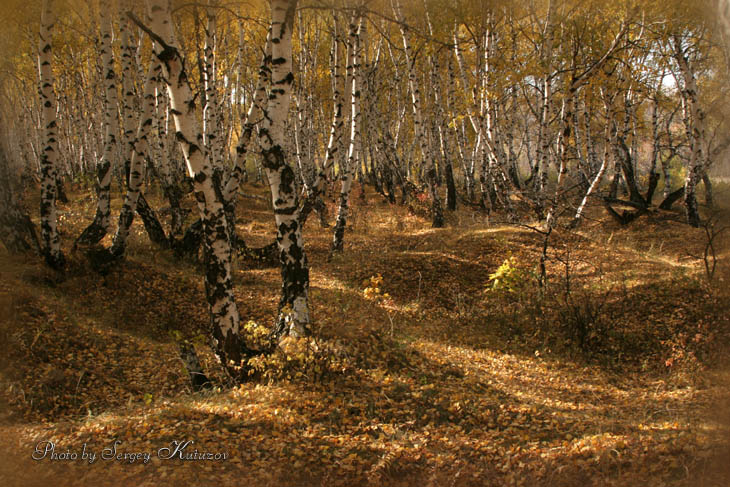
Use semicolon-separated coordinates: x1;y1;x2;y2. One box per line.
1;187;730;486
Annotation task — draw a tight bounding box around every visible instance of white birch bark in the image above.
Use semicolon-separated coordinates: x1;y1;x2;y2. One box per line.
672;34;706;227
38;0;64;268
111;58;162;255
258;0;310;338
332;13;362;252
423;8;456;212
393;0;443;227
222;33;271;207
120;0;138;181
203;1;223;171
76;2;120;247
545;21;626;228
571;120;611;226
298;20;345;226
140;0;247;376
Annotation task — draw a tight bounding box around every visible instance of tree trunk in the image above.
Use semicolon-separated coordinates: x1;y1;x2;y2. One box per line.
38;0;65;269
299;21;345;229
702;172;713;208
0;134;39;254
140;0;250;380
673;34;706;227
332;14;362;252
221;32;271;246
136;193;170;249
394;0;443;228
258;0;310;339
112;58;162;256
76;4;119;247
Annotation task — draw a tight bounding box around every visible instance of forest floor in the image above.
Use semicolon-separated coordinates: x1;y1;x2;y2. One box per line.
1;182;730;486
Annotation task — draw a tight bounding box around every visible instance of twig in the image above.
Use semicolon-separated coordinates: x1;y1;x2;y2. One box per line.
126;11;171;51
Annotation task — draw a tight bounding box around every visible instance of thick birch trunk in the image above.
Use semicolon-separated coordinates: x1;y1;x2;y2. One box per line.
141;0;248;379
258;0;310;339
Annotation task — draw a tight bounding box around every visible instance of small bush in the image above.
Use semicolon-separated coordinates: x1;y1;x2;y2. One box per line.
244;321;351;384
487;256;531;296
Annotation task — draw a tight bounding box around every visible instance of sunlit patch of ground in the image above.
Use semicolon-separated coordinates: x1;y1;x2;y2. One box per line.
1;183;729;486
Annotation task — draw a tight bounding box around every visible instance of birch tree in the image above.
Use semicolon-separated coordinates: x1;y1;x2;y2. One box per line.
258;0;311;339
135;0;251;380
38;0;64;268
332;13;363;252
111;58;162;256
76;2;120;247
298;14;345;227
672;33;707;227
393;0;444;228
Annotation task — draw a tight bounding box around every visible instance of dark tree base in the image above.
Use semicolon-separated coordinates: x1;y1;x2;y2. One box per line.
136;194;170;249
178;342;212;392
171;219;204;259
74;220;107;249
43;250;66;271
0;209;40;255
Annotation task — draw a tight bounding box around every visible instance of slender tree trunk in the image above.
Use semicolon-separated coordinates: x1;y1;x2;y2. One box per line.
111;58;162;256
38;0;65;269
394;0;443;227
76;4;120;247
535;0;555;217
221;33;271;245
332;14;362;252
299;20;345;228
120;0;138;182
571;120;611;227
431;50;456;212
203;1;224;174
154;77;188;237
673;34;706;227
645;95;661;205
